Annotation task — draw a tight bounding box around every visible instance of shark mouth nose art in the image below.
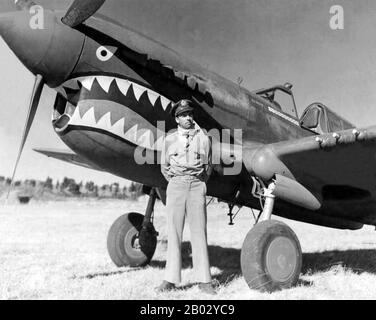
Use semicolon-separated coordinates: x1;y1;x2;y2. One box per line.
53;75;175;150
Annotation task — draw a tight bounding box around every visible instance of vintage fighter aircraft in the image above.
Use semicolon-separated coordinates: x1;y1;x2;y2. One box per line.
1;0;376;293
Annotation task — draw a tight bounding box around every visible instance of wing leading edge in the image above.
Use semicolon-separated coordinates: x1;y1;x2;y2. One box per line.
245;125;376;226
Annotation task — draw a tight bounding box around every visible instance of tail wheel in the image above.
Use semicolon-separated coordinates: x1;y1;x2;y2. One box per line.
241;220;302;292
107;212;157;267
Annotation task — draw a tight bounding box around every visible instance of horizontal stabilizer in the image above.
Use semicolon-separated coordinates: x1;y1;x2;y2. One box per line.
33;147;104;172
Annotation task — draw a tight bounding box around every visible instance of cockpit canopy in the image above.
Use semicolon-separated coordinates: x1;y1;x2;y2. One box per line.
300;102;354;134
254;83;353;134
254;83;298;119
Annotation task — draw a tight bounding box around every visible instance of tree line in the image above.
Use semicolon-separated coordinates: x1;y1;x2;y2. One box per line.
0;176;144;200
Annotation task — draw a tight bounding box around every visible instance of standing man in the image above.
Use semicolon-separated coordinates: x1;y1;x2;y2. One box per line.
157;99;215;294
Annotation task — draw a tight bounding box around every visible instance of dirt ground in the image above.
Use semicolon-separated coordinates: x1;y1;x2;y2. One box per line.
1;197;376;300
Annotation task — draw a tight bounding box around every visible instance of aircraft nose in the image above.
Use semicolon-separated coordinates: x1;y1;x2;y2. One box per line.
0;10;85;87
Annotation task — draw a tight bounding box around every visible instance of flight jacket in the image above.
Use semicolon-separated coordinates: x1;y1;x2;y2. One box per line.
161;125;212;182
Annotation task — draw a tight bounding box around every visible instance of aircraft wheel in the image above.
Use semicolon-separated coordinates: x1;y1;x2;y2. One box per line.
107;212;157;267
240;220;302;292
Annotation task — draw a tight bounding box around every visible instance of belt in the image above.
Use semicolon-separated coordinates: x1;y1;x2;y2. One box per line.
170;175;203;182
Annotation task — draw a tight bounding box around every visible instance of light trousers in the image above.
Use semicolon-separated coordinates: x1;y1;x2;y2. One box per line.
164;176;211;284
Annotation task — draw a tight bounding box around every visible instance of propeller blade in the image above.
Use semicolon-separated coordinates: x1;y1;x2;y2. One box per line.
61;0;106;27
14;0;37;10
6;74;44;200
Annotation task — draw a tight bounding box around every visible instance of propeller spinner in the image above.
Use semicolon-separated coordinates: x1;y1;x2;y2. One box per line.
2;1;94;199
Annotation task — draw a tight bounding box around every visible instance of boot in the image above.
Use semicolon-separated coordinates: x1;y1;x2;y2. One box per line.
155;280;176;292
198;282;216;295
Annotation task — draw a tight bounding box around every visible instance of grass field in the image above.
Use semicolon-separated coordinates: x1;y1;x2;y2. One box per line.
1;197;376;300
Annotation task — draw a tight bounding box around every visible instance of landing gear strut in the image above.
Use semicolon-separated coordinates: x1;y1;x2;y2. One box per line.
241;180;302;292
107;188;158;267
138;188;159;256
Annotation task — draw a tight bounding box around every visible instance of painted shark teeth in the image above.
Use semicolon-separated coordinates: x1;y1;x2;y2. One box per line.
80;107;96;126
97;77;113;93
70;106;81;123
124;124;139;142
147;90;159;105
112;118;125;137
64;101;167;150
96;112;112;128
115;78;131;96
57;75;174;150
160;96;170;110
131;83;144;101
137;129;154;148
80;77;96;91
62;76;172;110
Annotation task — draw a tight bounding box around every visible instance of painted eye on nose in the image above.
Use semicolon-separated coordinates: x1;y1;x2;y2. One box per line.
96;46;117;62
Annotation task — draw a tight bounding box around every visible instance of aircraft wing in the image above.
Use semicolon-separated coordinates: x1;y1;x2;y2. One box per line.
245;125;376;214
33;148;105;172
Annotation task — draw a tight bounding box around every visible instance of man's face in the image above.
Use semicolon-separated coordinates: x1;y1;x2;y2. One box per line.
176;111;194;129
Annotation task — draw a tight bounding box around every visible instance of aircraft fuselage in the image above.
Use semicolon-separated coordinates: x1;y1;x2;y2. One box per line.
2;9;364;229
48;12;314;209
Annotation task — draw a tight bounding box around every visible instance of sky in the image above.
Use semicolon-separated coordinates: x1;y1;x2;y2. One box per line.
1;0;376;185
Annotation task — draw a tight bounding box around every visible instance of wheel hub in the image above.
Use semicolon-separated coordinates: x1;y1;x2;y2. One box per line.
124;228;143;257
132;236;141;250
265;236;297;282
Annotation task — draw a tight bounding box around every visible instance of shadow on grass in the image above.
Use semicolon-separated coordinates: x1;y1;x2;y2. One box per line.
153;243;376;286
79;244;376;286
302;249;376;275
75;268;145;280
151;241;242;285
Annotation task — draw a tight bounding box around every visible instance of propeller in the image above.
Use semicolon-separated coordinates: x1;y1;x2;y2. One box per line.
61;0;106;27
6;75;44;200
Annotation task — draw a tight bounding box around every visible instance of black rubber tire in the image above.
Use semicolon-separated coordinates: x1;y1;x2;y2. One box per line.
107;212;157;267
240;220;302;293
